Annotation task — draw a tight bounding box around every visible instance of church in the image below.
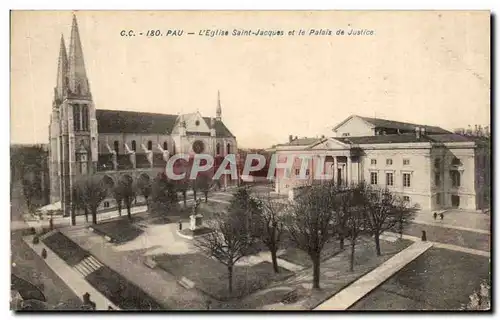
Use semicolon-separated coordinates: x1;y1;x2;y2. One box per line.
48;15;237;216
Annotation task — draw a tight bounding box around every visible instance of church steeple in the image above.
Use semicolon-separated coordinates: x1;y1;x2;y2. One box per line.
67;14;90;97
216;90;222;121
54;34;68;103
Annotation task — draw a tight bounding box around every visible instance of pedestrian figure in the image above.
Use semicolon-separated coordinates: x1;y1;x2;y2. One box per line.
206;299;212;310
440;212;444;220
433;212;437;220
82;292;96;310
49;217;54;230
108;305;114;310
179;220;183;231
421;230;427;241
41;248;47;259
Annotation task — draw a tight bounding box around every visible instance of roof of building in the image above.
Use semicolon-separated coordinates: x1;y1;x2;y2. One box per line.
276;137;320;147
358;116;451;134
333;115;451;134
96;109;235;137
334;133;476;145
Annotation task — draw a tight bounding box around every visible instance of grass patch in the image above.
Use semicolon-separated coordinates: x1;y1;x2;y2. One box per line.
11;273;46;302
42;232;90;266
85;266;165;310
91;218;144;244
154;253;293;301
278;240;342;268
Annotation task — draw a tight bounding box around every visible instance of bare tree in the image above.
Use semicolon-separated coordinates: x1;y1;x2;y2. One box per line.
75;176;107;224
395;199;417;239
150;173;179;216
195;211;252;294
343;184;367;272
254;194;289;273
136;175;152;209
229;186;262;246
72;185;88;224
195;173;212;203
285;182;339;289
118;176;136;220
111;185;124;216
361;186;409;256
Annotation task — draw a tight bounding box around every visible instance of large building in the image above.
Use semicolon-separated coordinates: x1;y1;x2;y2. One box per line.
272;115;490;211
48;15;237;216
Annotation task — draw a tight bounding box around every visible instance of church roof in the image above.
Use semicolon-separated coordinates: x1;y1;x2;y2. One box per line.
96;109;235;137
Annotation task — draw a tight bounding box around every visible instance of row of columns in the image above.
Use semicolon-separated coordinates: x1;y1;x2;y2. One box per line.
312;155;352;186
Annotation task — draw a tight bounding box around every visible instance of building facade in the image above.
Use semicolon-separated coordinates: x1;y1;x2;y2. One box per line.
48;15;237;216
272;115;490;211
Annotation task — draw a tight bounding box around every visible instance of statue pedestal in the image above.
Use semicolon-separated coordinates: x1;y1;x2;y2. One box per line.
190;214;204;231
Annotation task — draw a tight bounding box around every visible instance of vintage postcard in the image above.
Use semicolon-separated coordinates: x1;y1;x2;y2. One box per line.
10;10;490;311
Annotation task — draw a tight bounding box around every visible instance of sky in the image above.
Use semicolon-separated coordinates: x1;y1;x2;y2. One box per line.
10;11;490;148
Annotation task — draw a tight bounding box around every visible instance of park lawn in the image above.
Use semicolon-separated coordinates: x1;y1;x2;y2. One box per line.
42;231;90;266
85;266;165;310
154;253;293;301
91;218;144;244
278;240;342;268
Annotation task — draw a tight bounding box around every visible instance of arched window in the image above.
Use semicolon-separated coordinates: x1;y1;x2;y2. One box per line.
82;104;89;131
73;104;81;131
226;143;231;155
147;140;153;151
131;140;137;152
216;143;221;155
113;141;119;154
163;141;168;151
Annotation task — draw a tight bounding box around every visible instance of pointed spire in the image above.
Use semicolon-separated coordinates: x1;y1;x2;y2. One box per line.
55;34;68;102
216;90;222;121
68;14;90;97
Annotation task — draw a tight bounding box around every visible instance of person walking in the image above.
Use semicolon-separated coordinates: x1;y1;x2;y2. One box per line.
433;212;437;220
440;212;444;220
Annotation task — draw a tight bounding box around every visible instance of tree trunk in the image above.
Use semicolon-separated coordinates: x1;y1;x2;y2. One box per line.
92;209;97;225
126;201;132;220
182;191;187;207
84;207;89;222
193;190;197;201
144;196;149;209
70;205;76;226
375;233;382;256
117;201;122;216
339;236;345;250
312;254;321;289
349;238;356;272
228;265;233;294
204;191;208;203
270;247;279;273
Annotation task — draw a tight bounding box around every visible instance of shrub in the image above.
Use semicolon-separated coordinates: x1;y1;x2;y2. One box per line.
32;236;40;244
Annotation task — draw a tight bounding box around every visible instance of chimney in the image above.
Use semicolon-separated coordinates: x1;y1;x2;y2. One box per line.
420;127;425;136
415;127;420;139
289;135;293;143
295;136;298;140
